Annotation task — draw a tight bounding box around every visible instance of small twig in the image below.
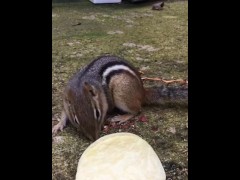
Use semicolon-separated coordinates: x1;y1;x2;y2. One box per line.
141;77;188;85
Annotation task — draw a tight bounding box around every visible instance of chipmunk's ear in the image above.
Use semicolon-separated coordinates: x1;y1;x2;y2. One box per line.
83;82;97;96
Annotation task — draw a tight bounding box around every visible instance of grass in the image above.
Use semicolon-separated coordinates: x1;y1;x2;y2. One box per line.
52;0;188;179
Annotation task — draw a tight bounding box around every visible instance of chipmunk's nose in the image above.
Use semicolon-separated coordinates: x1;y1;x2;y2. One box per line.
95;131;100;140
88;126;100;141
90;131;99;141
85;121;101;141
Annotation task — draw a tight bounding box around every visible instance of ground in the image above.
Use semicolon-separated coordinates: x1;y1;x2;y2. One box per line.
52;0;188;179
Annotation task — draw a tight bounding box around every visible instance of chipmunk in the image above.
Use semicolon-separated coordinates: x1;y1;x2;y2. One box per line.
52;55;188;141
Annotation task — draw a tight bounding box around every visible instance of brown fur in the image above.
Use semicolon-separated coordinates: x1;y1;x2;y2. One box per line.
109;72;144;114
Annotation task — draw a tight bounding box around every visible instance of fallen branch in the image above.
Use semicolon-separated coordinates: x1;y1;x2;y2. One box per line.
141;77;188;85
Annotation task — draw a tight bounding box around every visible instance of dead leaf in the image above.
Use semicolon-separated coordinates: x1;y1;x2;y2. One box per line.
138;115;148;123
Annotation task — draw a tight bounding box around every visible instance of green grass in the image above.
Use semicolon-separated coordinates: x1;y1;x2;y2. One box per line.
52;1;188;179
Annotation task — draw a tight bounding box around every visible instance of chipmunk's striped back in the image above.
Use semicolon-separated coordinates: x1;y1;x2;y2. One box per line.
74;55;142;87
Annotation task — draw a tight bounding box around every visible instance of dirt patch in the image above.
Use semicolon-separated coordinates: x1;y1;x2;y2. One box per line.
107;30;124;34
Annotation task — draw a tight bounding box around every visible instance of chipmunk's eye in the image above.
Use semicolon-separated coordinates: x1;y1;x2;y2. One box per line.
96;109;100;120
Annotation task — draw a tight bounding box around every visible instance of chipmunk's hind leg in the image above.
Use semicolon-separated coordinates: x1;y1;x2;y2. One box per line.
109;73;144;124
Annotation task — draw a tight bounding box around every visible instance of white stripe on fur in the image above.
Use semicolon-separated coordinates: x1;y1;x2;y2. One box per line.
102;65;137;84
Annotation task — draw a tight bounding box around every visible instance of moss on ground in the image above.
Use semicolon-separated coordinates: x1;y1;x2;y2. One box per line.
52;1;188;179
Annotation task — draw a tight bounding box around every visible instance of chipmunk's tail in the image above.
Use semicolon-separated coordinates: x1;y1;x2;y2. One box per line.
144;85;188;105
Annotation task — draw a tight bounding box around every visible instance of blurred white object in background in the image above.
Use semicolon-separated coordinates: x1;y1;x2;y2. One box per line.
89;0;121;4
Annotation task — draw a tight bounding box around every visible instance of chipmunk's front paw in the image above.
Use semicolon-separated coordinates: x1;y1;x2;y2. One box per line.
52;123;65;135
110;116;123;123
110;114;134;124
